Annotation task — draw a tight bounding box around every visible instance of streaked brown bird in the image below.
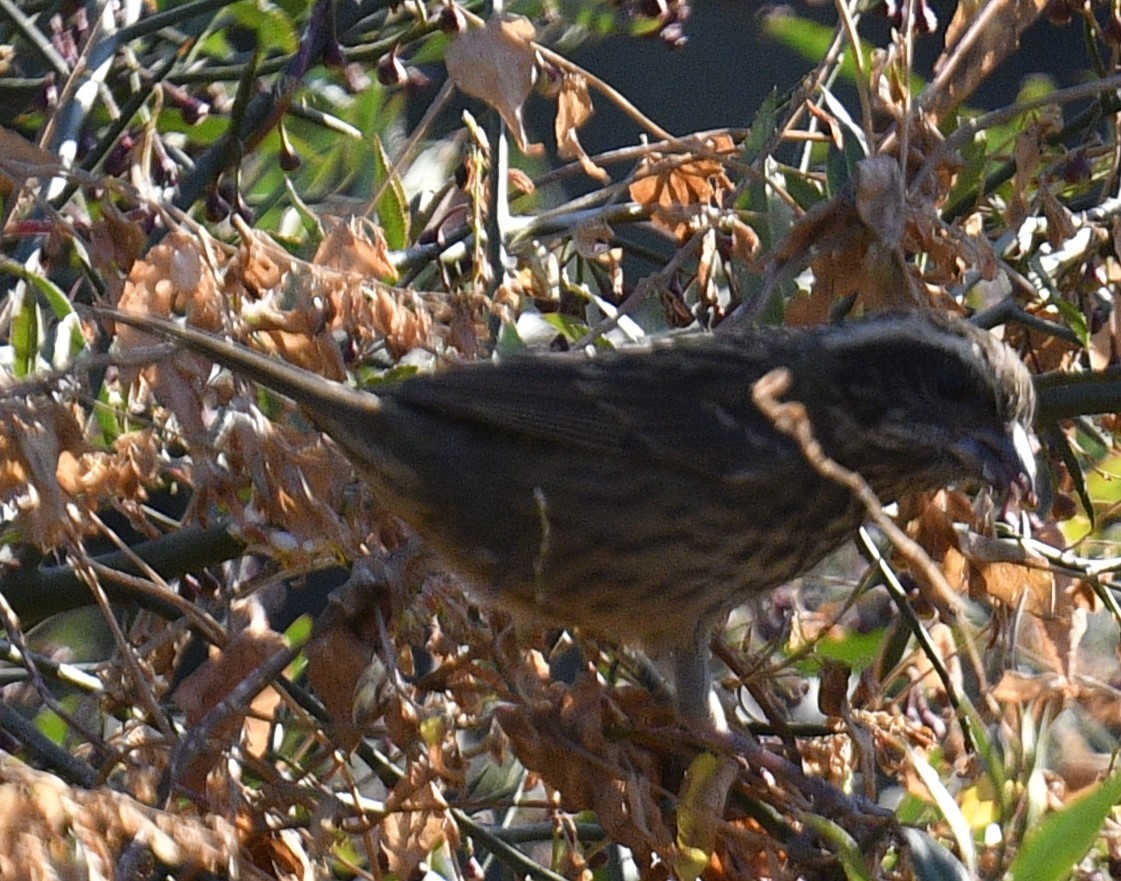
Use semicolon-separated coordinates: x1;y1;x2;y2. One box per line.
99;309;1036;727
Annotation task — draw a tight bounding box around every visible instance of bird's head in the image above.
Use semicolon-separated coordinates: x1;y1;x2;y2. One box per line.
793;315;1037;505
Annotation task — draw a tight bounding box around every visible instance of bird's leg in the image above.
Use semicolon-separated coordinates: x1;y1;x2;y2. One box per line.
671;634;740;880
672;637;728;733
673;630;894;846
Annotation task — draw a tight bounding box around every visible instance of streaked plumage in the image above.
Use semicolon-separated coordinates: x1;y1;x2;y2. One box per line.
99;308;1036;725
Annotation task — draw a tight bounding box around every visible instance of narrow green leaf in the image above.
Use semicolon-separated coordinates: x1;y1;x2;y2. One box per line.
742;88;781;166
801;814;873;881
675;753;738;881
10;284;39;378
761;15;873;84
814;627;887;668
909;747;977;876
762;14;925;94
372;133;410;251
1008;768;1121;881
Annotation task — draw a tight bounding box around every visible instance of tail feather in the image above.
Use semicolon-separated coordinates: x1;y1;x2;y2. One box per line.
91;306;382;420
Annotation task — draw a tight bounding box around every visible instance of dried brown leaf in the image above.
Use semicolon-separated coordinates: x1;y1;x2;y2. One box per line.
0;399;90;547
629;134;734;241
445;16;543;156
971;559;1054;615
171;606;287;792
495;674;674;867
928;0;1049;119
382;765;458;878
1041;188;1077;248
115;231;224;443
89;202;147;292
730;217;760;270
314;217;398;282
0;125;61;195
556;73;608;182
0;753;247;879
307;565;390;750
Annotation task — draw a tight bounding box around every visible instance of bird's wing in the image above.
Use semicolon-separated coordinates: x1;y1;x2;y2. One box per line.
383;342;804;482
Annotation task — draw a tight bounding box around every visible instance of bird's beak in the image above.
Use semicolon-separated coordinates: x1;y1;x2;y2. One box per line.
1009;422;1038;505
954;421;1038;508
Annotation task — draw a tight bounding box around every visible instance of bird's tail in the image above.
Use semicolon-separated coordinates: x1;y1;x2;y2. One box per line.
89;306;383;421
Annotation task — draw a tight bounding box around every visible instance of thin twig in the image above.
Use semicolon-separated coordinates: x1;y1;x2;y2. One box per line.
750;368;966;616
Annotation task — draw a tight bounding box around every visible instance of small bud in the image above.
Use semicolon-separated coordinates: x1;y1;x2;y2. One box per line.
206;188;231;222
278;122;301;171
439;3;466;35
376;45;407;86
337;63;368;93
1062;152;1092;183
104;133;134;177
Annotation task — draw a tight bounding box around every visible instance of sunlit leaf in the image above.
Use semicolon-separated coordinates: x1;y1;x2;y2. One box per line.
1008;769;1121;881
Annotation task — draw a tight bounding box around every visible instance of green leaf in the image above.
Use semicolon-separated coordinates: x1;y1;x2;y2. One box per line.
1008;768;1121;881
742;88;781;166
761;14;924;94
814;627;887;669
227;0;297;54
0;256;84;374
1053;299;1090;347
10;280;40;378
909;747;976;875
818;86;868;195
675;753;738;881
543;311;591;342
494;319;527;357
801;814;873;881
94;384;124;445
372;133;410;251
761;15;873;85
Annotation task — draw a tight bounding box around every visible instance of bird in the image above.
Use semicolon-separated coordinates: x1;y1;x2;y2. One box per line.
95;307;1037;729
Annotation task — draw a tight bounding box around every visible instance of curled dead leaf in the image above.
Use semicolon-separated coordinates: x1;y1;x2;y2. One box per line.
555;74;608;182
315;217;398;282
928;0;1049;120
445;16;543;156
114;231;224;443
171;604;287;794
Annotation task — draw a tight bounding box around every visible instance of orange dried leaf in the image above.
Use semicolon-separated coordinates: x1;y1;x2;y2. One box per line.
730;218;760;269
494;675;674;864
315;218;398;282
971;560;1054;614
115;231;224;443
508;167;536;195
629;135;734;241
991;670;1062;704
172;607;287;790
